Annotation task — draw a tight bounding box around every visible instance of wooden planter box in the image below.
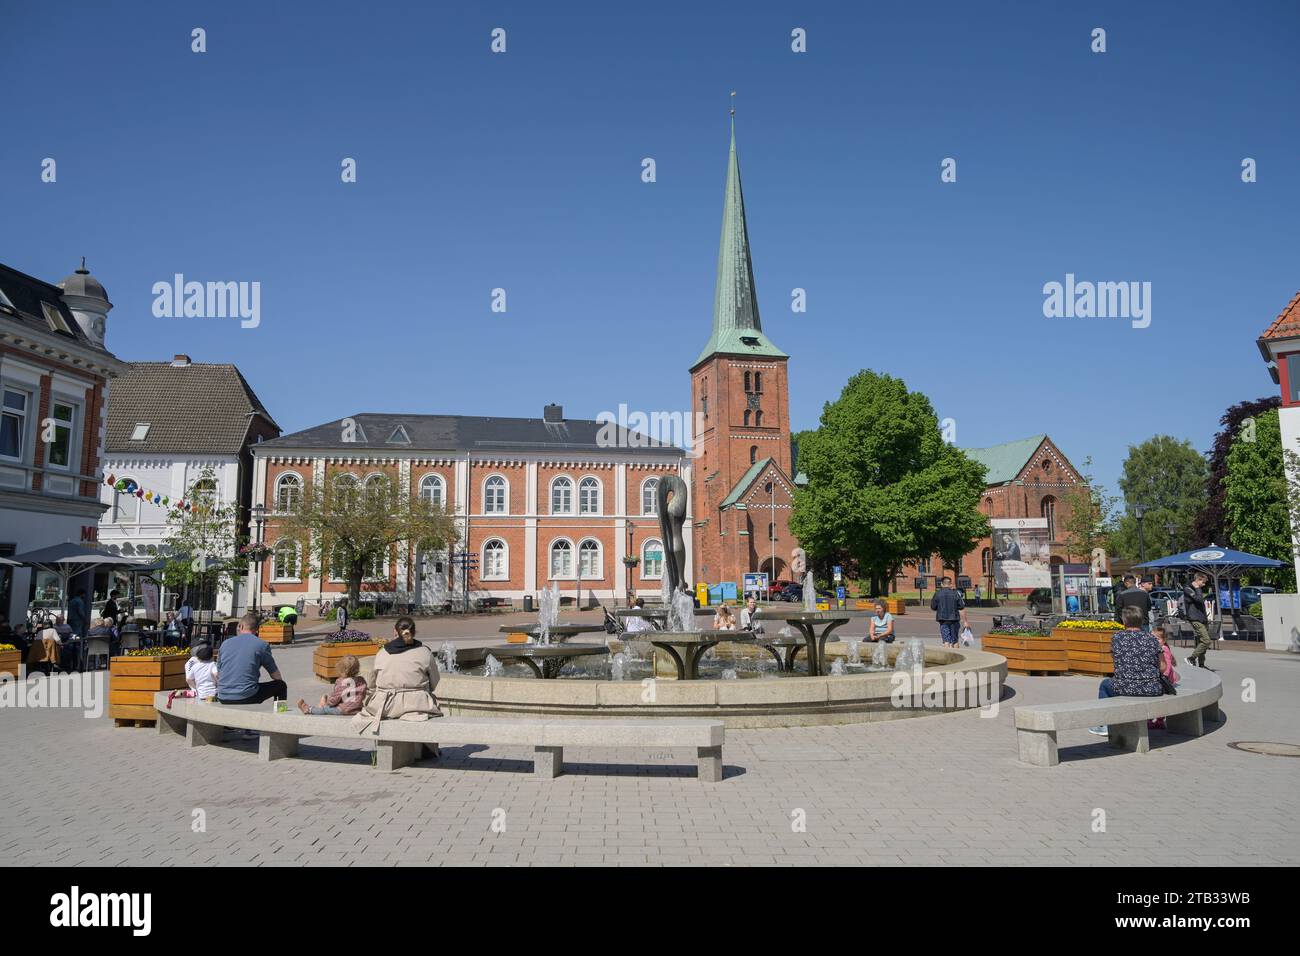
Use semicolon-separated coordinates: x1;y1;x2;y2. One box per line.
260;621;294;645
312;641;379;681
884;599;906;616
0;648;21;679
981;632;1068;674
109;653;188;726
1056;627;1116;676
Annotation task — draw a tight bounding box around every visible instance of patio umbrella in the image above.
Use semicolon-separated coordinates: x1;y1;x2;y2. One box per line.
0;556;21;566
1136;545;1284;622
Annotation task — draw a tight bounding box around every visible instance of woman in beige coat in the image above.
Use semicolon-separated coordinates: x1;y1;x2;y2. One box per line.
353;617;442;746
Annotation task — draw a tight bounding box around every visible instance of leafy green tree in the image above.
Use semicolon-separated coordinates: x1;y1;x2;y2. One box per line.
160;469;244;609
788;370;988;596
1194;396;1280;545
1109;435;1208;560
278;471;457;610
1225;409;1294;588
1061;457;1118;563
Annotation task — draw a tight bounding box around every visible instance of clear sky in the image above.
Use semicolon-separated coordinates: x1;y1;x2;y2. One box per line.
3;0;1297;498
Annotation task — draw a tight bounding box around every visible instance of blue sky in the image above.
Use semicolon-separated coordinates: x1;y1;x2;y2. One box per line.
3;0;1297;499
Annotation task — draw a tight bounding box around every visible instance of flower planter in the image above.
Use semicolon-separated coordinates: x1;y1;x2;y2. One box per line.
109;652;188;726
1055;627;1115;676
260;621;294;645
312;641;379;681
884;599;906;616
0;648;21;679
980;632;1067;674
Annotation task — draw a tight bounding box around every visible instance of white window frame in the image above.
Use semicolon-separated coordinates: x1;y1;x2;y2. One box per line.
578;538;601;579
274;472;302;512
641;477;659;516
483;474;508;514
271;539;301;581
549;538;575;579
113;475;140;524
578;476;601;515
481;538;508;581
642;538;664;580
419;473;446;509
45;397;79;472
550;475;574;515
0;385;31;463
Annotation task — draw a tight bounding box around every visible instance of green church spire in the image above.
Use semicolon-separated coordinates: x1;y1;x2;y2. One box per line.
693;107;787;368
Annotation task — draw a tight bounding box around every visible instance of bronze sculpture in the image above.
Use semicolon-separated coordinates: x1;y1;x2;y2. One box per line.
656;475;690;596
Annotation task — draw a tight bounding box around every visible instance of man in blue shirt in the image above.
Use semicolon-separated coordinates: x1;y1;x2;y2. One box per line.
930;576;968;647
216;612;286;704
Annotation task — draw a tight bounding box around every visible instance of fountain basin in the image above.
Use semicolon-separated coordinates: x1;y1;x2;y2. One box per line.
435;646;1007;728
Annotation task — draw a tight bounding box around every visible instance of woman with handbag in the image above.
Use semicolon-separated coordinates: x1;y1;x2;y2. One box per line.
1088;605;1164;737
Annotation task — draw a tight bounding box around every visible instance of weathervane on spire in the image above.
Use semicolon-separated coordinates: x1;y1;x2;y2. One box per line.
730;90;736;116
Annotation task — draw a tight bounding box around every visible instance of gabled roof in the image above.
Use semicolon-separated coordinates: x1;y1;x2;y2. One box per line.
964;435;1048;485
106;362;279;455
1259;291;1300;342
259;412;684;457
0;262;112;355
720;457;773;509
693;122;787;368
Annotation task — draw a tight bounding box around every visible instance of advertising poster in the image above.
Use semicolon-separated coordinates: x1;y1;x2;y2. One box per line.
991;518;1051;589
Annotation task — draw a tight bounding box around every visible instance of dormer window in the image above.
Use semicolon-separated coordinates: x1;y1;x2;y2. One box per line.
41;301;73;335
130;423;151;441
386;425;411;445
740;335;759;346
0;286;16;314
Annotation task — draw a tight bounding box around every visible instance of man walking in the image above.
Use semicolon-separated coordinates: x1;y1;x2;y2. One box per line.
1183;572;1212;668
931;576;968;647
1113;574;1151;628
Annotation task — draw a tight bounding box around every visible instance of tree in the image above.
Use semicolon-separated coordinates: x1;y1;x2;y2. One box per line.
278;471;457;610
1194;396;1280;545
788;370;988;595
1224;409;1294;588
1109;435;1208;560
1061;457;1118;562
160;469;244;608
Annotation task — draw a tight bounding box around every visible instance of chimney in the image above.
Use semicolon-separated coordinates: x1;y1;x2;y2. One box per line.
171;354;191;367
543;403;563;423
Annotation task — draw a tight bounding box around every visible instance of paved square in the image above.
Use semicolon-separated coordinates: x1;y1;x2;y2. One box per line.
2;620;1296;867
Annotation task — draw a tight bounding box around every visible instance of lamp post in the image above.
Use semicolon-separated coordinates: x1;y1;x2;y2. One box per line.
627;522;635;601
1165;522;1178;555
251;503;266;614
1133;502;1148;564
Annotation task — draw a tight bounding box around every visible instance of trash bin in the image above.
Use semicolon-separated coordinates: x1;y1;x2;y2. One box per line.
523;594;533;613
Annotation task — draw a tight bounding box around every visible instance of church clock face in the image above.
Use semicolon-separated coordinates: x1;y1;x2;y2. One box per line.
92;317;105;340
746;392;761;411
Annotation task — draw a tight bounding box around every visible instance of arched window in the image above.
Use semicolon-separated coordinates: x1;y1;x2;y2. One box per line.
364;473;389;501
551;476;574;514
750;446;758;464
754;409;763;427
642;539;664;579
981;547;992;574
113;477;140;523
918;558;930;574
744;370;752;391
768;522;776;541
275;473;301;512
192;477;217;507
333;473;359;509
754;372;762;393
419;473;445;509
272;539;301;580
484;475;507;513
550;539;573;577
579;476;600;515
1041;496;1057;539
743;409;751;426
641;477;659;515
482;539;507;579
578;539;600;578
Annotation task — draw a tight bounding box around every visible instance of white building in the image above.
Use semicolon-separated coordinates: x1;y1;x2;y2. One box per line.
98;356;280;615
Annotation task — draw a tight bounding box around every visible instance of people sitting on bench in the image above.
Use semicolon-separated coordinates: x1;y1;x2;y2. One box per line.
216;612;287;705
298;654;367;715
354;616;442;757
1090;605;1163;737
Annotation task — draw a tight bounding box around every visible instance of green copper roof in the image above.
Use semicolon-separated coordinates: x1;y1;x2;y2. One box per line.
693;121;787;368
963;435;1047;485
720;456;773;509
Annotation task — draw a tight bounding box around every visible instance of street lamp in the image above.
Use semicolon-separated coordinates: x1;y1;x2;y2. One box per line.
251;503;266;614
1165;522;1178;555
627;522;636;601
1133;502;1148;564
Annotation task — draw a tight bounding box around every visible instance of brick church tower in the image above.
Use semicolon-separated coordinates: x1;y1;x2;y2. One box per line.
689;119;799;587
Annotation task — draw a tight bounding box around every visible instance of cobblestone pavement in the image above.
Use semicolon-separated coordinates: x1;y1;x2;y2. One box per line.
1;628;1295;867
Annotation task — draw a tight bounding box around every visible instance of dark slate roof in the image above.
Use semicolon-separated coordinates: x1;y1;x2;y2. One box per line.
0;262;110;354
259;413;684;456
105;362;280;455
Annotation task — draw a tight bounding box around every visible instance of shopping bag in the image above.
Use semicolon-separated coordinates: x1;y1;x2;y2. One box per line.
959;626;974;647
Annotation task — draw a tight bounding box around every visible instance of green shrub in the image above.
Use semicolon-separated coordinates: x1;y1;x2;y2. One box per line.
1247;601;1263;618
353;605;376;620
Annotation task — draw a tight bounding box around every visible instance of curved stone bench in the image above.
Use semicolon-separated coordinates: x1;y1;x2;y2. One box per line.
152;692;726;781
1014;667;1222;767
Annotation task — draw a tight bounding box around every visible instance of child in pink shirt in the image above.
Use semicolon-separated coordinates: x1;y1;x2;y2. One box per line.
1149;625;1178;729
297;654;368;716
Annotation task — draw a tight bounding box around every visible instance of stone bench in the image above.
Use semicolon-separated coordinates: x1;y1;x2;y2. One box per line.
1014;667;1222;767
152;692;726;780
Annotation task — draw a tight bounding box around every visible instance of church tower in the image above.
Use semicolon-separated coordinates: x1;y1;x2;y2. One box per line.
690;115;798;586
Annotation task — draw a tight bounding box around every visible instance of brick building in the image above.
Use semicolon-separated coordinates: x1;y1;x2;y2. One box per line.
0;260;127;622
893;434;1088;594
689;121;800;586
250;406;689;608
